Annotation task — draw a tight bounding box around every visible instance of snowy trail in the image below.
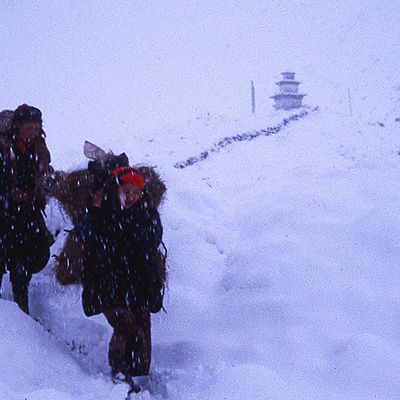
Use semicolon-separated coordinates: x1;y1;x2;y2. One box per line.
173;108;318;168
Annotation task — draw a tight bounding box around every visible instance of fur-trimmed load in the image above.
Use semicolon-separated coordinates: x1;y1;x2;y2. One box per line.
50;144;167;288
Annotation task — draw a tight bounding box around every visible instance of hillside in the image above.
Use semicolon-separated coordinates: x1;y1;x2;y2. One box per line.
1;106;399;399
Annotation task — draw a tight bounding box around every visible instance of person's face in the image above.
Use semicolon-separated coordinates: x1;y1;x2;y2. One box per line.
17;122;41;145
117;182;143;209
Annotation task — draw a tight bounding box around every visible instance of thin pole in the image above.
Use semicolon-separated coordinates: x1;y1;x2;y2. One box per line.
251;80;256;114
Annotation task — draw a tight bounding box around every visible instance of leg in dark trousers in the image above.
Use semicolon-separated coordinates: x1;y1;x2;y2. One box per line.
0;229;8;299
104;309;152;377
128;313;151;376
9;264;31;314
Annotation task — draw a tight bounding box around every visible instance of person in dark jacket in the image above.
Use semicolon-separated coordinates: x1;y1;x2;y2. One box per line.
0;104;53;314
75;165;163;380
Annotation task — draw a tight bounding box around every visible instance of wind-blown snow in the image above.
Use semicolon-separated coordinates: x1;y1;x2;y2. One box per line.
0;1;399;399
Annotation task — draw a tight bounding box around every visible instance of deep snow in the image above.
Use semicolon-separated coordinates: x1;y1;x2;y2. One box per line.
1;1;400;399
1;108;400;399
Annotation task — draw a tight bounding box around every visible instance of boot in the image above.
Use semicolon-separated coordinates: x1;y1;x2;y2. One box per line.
13;280;29;314
109;330;130;376
130;325;151;376
10;264;30;315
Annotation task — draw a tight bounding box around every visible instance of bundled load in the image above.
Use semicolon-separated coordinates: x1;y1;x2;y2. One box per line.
0;110;13;149
0;110;14;133
51;141;167;290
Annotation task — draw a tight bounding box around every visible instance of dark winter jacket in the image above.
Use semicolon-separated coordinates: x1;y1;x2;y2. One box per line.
0;132;50;209
75;199;163;317
11;135;50;207
0;132;52;275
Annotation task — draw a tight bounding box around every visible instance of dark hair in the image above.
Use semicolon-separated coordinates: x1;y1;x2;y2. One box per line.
12;104;42;126
9;104;45;141
87;152;129;192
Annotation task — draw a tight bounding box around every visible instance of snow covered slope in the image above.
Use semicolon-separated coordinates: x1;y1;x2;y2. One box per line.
1;106;399;399
156;110;400;400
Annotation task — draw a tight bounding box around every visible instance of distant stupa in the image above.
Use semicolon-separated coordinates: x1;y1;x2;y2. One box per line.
271;72;306;110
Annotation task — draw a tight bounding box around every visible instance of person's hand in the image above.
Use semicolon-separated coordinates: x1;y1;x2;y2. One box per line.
92;189;104;208
0;135;9;148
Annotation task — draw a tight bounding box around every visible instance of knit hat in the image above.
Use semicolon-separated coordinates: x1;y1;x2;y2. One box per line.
12;104;42;125
111;166;145;189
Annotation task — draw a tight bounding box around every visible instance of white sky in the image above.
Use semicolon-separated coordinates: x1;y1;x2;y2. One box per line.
0;0;399;158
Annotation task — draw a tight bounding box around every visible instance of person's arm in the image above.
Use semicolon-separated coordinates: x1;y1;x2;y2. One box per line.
144;208;163;250
74;206;103;246
0;148;9;207
34;136;51;189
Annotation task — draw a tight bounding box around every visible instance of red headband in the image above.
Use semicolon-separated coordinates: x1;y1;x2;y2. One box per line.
111;166;145;189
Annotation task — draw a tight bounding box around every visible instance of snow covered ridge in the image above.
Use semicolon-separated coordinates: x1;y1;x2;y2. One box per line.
174;106;319;169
